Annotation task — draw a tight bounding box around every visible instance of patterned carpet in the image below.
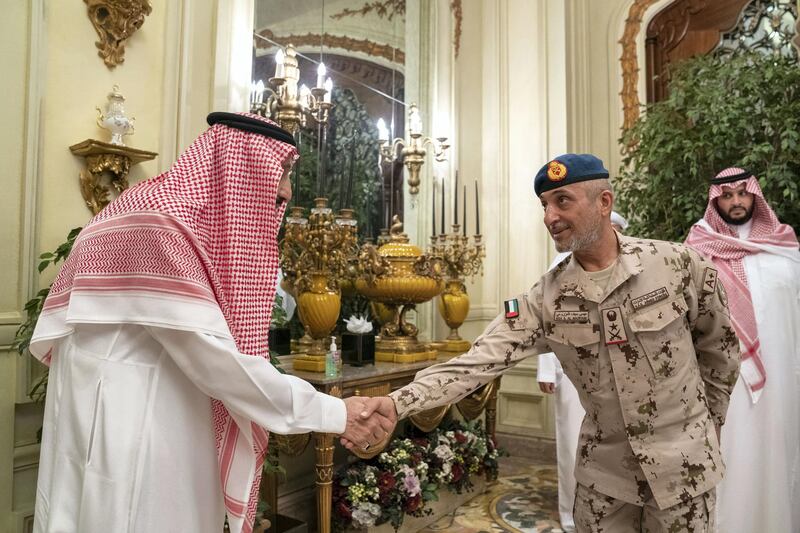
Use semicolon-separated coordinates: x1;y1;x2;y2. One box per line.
419;458;565;533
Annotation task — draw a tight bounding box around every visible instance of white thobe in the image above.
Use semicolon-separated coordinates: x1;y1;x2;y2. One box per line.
537;353;583;532
536;252;584;532
33;323;346;533
717;241;800;533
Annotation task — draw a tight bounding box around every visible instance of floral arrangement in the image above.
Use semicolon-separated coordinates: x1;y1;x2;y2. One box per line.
332;419;501;531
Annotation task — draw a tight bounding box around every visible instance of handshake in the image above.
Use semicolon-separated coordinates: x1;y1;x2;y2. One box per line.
339;396;398;452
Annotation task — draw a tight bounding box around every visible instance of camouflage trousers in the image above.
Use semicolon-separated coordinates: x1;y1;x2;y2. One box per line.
573;484;716;533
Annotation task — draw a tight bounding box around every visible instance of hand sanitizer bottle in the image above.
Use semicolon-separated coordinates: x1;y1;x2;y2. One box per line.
326;337;337;378
331;336;342;376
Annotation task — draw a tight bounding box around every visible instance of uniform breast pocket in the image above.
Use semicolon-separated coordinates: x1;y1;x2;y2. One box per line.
628;296;691;379
546;323;602;392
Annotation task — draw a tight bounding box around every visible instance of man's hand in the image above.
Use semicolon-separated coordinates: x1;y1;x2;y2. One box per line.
340;396;398;451
340;397;397;452
539;381;556;394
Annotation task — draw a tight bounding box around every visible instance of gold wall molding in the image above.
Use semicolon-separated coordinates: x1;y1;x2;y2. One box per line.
619;0;664;131
84;0;152;68
256;29;405;65
330;0;405;21
451;0;463;59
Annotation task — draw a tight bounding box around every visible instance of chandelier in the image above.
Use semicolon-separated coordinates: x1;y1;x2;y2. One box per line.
250;44;334;134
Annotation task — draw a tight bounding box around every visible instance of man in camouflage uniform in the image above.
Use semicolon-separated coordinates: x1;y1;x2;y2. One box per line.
353;154;741;532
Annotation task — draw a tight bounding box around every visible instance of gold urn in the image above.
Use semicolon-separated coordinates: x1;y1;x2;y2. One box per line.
356;216;445;363
293;273;341;371
436;279;473;354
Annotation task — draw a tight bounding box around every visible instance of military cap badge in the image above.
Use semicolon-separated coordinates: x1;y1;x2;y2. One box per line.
547;160;568;182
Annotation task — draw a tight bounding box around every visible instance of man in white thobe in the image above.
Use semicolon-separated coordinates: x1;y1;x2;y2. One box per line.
686;167;800;533
29;112;393;533
537;211;628;532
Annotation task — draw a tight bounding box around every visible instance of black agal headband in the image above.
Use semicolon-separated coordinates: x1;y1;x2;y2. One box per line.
206;112;296;147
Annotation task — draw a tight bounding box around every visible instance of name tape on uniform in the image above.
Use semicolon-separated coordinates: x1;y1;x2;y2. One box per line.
702;267;718;293
631;287;669;311
554;310;589;323
504;298;520;318
601;306;628;345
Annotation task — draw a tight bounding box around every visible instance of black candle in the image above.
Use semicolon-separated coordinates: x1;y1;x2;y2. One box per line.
454;171;459;227
463;184;467;236
432;181;437;236
475;180;480;235
441;179;445;234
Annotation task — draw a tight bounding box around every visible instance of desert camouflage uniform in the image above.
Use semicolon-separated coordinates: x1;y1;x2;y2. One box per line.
390;233;740;528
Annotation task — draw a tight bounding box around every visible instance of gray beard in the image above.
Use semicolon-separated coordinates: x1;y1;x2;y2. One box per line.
555;218;603;253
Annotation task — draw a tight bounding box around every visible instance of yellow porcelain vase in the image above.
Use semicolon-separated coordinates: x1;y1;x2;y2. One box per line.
293;273;341;372
437;279;472;355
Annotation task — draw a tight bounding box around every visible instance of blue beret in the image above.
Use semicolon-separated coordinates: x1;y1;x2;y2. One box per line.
534;154;609;197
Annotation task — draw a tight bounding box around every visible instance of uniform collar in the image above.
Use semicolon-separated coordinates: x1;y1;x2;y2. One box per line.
558;232;644;303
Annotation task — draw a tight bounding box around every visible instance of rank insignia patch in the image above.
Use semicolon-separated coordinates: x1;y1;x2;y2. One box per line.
702;267;718;293
504;299;520;318
601;306;628;345
554;310;589;323
631;287;669;311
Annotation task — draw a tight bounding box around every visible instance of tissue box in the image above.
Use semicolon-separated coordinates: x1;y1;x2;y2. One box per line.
269;328;292;355
342;333;375;366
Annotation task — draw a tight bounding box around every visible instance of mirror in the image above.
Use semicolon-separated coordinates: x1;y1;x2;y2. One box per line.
253;0;410;238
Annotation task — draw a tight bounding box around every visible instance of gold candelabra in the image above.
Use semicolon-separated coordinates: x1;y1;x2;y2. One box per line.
377;104;449;197
355;216;445;363
429;224;485;354
280;198;359;372
250;44;334;134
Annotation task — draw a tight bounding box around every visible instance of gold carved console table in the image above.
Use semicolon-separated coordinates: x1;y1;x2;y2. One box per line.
270;357;501;533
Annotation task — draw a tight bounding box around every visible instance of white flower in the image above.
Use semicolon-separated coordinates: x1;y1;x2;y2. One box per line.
433;443;455;462
352;502;382;528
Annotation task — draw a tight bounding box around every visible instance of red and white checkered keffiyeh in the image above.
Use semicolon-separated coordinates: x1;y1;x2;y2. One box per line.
30;112;297;533
686;167;799;403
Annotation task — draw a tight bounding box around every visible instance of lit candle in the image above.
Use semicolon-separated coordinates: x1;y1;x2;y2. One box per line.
299;84;311;108
409;105;423;136
316;62;327;89
475;180;480;235
255;79;266;104
275;49;285;78
432;180;437;236
323;78;333;103
377;118;389;142
463;184;467;236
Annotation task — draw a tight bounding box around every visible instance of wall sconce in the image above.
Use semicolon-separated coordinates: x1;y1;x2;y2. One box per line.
377;104;449;196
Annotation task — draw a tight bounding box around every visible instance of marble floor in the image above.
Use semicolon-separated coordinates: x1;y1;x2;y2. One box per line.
418;456;565;533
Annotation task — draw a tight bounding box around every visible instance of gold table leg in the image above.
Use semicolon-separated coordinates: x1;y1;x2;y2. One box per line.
314;432;335;533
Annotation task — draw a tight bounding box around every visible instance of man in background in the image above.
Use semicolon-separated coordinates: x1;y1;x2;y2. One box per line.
537;211;628;532
686;167;800;533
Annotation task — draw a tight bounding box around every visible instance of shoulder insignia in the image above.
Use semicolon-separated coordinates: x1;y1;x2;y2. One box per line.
702;267;718;294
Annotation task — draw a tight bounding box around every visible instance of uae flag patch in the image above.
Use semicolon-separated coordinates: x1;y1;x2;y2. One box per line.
504;299;520;318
